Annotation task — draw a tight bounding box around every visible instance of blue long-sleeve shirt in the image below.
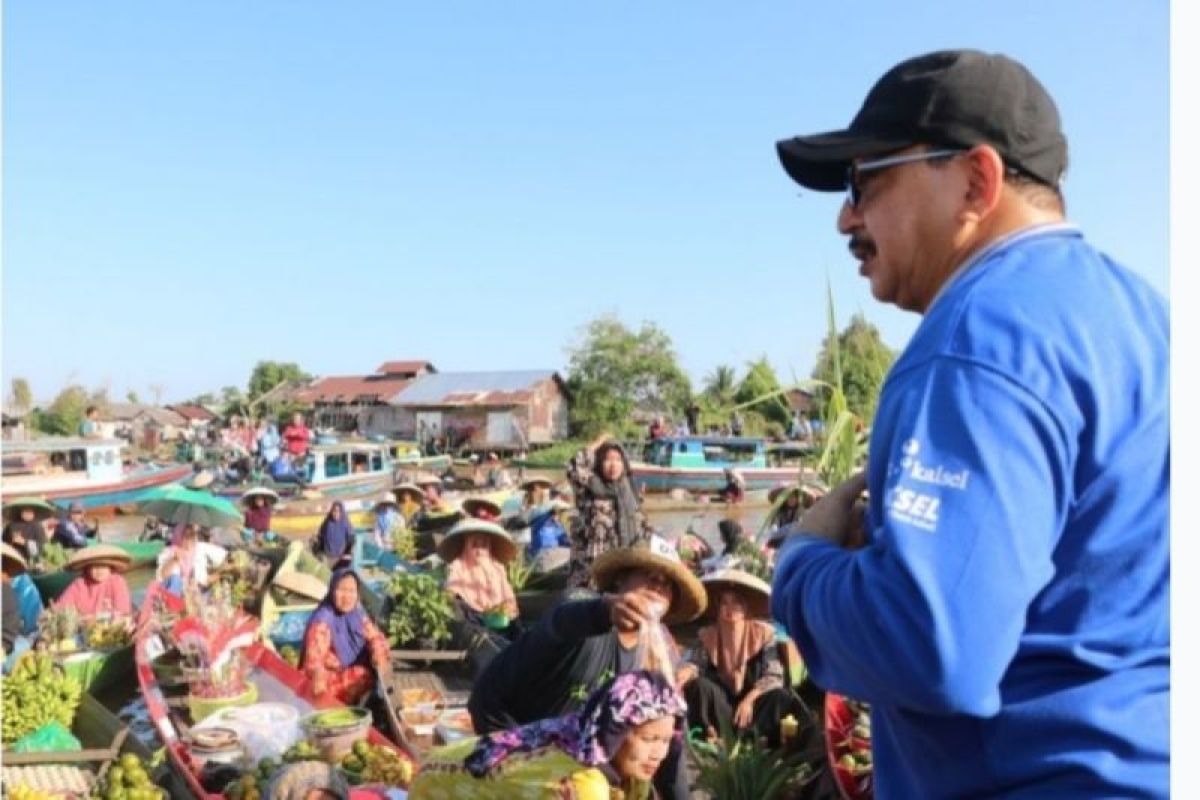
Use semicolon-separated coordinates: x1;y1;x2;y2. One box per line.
772;226;1169;798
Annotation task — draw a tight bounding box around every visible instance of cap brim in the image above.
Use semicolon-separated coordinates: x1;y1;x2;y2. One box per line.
776;130;911;191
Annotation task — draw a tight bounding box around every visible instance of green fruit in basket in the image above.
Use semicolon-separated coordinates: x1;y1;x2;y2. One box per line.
352;739;371;759
341;754;364;772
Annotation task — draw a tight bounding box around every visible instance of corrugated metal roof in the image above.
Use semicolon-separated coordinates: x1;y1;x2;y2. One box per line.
389;370;560;406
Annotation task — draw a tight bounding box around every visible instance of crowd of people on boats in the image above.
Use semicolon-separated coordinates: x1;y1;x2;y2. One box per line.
1;430;828;799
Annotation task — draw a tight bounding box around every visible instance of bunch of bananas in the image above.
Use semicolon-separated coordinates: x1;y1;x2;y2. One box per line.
7;784;59;800
85;619;132;650
1;652;83;743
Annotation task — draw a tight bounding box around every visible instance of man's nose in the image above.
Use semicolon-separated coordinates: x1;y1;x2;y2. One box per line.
837;198;860;234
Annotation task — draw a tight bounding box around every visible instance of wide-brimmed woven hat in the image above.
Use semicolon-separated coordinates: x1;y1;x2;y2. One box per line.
393;483;424;502
184;471;215;490
1;542;28;574
592;536;707;625
521;477;554;492
700;568;771;621
240;487;281;507
66;544;133;573
461;497;503;521
274;570;328;602
374;493;400;510
437;518;518;565
4;497;56;523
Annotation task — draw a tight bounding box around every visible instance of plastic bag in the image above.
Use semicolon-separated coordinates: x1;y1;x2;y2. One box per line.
636;601;675;684
9;720;82;753
194;702;303;764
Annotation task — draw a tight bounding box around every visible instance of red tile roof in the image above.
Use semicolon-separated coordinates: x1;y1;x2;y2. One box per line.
169;404;218;421
297;375;412;404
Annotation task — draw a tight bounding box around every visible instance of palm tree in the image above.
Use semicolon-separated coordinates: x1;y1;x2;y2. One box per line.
703;365;738;406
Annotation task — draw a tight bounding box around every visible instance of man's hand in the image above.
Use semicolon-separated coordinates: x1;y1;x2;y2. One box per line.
605;591;657;633
795;472;869;548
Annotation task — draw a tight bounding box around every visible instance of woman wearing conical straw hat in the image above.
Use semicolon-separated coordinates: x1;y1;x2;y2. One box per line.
441;518;521;677
54;544;135;620
676;569;803;748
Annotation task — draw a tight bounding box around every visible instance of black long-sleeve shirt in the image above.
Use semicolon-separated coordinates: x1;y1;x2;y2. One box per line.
468;597;689;800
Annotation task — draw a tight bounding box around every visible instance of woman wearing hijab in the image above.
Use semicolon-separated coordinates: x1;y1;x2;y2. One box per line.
412;670;686;800
440;518;521;677
300;568;391;704
314;501;354;567
566;433;654;585
2;499;51;564
54;545;134;619
676;569;801;748
257;420;282;468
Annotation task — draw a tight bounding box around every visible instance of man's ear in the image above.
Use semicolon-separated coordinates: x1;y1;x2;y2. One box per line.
962;145;1006;219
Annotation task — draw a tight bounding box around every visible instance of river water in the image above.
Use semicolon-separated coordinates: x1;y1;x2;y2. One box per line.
95;500;773;758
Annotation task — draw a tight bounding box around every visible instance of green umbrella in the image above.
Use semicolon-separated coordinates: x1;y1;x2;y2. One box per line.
137;486;243;528
4;497;58;523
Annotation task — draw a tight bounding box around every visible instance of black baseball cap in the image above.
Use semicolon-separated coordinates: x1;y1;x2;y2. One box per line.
776;49;1068;192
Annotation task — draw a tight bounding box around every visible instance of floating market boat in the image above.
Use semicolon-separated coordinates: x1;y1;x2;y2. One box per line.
134;582;417;799
272;493;380;539
629;435;803;494
1;688;188;798
258;541;331;654
385;440;454;480
302;440;397;497
30;539;166;604
0;437;193;512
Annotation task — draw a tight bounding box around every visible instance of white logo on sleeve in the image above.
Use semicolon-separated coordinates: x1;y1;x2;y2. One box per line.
885;438;971;532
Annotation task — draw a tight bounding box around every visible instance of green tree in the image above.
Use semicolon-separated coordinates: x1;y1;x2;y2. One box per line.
125;389;140;404
189;392;218;407
810;313;896;424
565;315;692;438
10;378;33;412
703;365;738;407
247;361;312;402
34;385;90;435
734;356;791;430
220;386;246;418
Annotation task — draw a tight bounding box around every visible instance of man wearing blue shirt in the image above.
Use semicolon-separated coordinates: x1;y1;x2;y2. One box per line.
771;50;1168;797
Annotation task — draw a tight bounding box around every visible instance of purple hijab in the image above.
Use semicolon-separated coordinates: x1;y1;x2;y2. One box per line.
465;670;686;777
317;501;353;560
302;567;369;668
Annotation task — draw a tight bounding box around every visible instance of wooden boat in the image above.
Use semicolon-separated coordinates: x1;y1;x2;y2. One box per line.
258;541;331;653
271;493;379;539
1;689;188;798
59;644;135;695
31;539;166;603
134;581;417;799
1;437;192;512
302;440;397;497
385;440;454;480
629;435;805;494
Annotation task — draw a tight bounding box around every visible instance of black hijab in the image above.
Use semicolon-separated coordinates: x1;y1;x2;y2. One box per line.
587;442;642;546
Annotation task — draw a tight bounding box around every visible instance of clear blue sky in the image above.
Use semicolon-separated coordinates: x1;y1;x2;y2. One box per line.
2;1;1169;405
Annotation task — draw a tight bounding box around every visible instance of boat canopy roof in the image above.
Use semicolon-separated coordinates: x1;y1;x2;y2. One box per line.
656;435;765;447
2;437;126;452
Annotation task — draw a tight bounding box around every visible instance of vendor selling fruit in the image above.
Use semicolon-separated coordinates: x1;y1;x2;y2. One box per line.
411;670;685;800
53;544;134;619
300;567;391;704
440;517;521;677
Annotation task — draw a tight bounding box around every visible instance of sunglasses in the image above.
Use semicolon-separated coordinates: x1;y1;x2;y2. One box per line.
845;148;963;208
